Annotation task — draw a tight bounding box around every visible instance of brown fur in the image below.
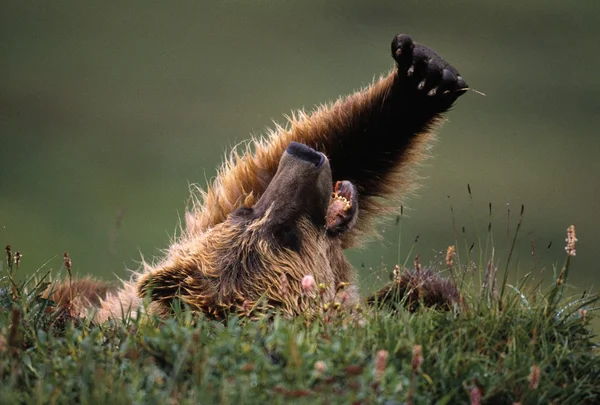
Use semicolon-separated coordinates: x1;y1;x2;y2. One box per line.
45;278;114;318
187;70;433;248
367;269;460;312
47;34;467;322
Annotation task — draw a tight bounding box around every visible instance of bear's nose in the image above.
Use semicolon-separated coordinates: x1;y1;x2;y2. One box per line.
286;142;326;168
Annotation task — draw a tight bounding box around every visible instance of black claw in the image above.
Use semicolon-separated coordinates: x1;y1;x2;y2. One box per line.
391;34;414;59
392;34;416;74
442;68;457;83
423;59;444;90
437;68;458;94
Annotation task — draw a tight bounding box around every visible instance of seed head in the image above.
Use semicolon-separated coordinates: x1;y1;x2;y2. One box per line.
318;283;328;295
445;245;455;267
565;225;577;256
14;251;22;269
411;345;423;372
374;349;389;380
528;364;541;389
393;264;401;281
414;255;421;274
63;252;72;272
5;245;12;268
335;281;349;292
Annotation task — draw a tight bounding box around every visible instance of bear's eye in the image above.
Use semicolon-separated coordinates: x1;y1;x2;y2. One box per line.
272;223;302;253
231;206;254;218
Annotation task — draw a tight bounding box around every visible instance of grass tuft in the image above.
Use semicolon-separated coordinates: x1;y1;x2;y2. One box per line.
1;222;599;404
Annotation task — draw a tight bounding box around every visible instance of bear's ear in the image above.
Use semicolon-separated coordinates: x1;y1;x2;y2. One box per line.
326;181;358;237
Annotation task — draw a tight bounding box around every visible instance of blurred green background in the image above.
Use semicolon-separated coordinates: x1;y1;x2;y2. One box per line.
1;1;599;304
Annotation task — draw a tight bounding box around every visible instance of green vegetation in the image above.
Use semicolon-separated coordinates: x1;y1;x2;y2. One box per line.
1;227;598;405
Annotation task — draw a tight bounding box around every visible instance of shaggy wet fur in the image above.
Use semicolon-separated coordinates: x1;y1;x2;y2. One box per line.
49;34;467;322
367;269;461;312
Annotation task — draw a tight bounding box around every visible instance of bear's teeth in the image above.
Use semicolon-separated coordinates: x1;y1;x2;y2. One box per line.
331;194;351;210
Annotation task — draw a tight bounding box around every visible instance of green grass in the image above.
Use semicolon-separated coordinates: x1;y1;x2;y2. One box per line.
1;238;599;405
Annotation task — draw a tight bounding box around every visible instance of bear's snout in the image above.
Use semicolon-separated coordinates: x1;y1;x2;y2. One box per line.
286;142;326;168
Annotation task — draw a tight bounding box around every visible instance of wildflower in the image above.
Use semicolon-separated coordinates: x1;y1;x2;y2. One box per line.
407;345;423;405
374;350;388;381
301;275;316;295
314;360;327;375
565;225;577;256
411;345;423;373
445;245;455;267
529;364;540;389
470;387;482;405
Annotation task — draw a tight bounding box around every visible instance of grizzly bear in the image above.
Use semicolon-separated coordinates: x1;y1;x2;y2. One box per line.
50;34;466;322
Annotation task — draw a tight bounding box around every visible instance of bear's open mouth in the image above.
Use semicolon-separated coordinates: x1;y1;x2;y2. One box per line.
330;182;353;211
325;181;357;236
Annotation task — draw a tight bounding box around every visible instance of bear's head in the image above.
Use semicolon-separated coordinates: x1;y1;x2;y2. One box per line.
138;142;359;319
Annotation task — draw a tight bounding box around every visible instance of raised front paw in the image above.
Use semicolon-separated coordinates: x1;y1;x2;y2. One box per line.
391;34;467;103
